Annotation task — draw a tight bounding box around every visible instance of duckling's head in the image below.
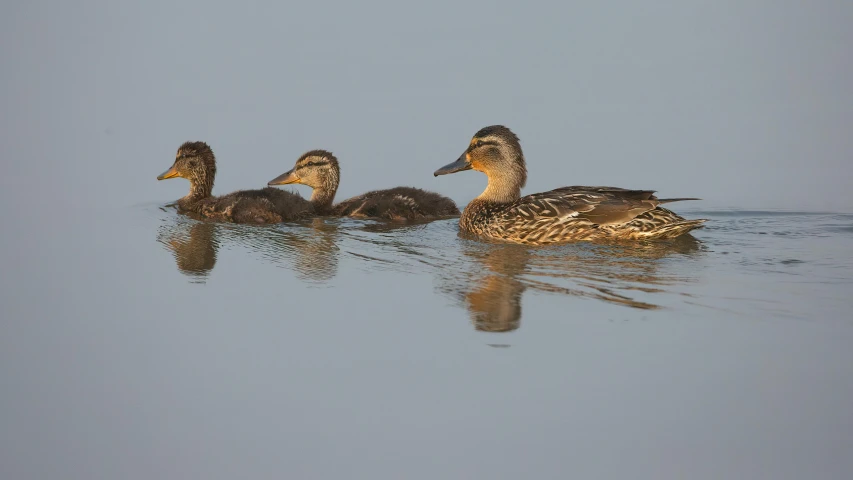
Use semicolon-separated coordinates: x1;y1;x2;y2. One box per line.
158;141;217;186
434;126;527;201
268;149;340;191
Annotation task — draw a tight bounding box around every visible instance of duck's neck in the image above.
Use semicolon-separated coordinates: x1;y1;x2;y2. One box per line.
184;175;214;202
310;175;339;213
475;152;527;205
477;173;523;204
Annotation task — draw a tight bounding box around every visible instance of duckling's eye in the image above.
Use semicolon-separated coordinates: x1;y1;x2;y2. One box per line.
306;161;315;167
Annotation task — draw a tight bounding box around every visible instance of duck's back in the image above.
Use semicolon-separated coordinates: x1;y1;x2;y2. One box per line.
186;187;313;224
333;186;460;221
462;185;705;244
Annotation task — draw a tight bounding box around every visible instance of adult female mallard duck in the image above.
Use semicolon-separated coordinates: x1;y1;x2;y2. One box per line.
267;149;459;220
157;141;313;224
433;125;706;245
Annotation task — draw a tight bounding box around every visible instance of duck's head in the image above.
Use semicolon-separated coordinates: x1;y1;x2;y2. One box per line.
268;149;340;191
434;125;527;201
158;141;217;184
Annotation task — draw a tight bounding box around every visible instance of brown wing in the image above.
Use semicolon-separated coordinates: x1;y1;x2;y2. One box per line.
548;186;659;201
502;186;661;227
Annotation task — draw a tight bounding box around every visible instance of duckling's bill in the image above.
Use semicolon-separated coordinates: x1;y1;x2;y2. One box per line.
434;152;473;176
268;169;299;186
157;165;180;180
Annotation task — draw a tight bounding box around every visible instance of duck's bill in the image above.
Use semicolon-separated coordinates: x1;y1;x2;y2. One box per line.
434;153;472;176
268;169;298;186
157;165;180;180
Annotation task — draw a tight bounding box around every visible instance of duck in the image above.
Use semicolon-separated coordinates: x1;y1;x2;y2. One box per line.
433;125;707;245
157;141;313;224
267;149;460;221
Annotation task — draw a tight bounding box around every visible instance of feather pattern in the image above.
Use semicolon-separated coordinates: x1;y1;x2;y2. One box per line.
333;186;459;221
436;126;707;245
185;187;313;224
160;141;313;224
460;186;706;245
271;150;460;221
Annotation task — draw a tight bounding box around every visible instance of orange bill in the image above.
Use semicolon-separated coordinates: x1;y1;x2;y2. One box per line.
157;165;180;180
267;169;299;185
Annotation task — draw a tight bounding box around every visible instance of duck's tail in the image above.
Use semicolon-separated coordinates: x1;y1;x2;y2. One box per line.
657;197;701;204
648;218;708;239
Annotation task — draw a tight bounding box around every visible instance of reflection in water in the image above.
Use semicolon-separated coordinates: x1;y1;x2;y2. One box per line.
156;214;341;283
226;218;340;283
525;235;703;306
149;209;852;337
440;235;704;332
290;219;340;282
458;245;529;332
157;218;218;283
155;211;705;332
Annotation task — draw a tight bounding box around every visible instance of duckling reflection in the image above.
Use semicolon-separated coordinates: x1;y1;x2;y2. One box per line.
441;234;704;332
156;216;341;283
156;218;219;283
226;218;341;283
288;219;340;283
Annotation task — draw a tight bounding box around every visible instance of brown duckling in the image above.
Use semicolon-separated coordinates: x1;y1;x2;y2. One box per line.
267;150;460;220
434;125;707;244
157;141;313;224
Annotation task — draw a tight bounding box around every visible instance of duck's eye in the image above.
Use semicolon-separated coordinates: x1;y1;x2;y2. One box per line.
306;161;315;167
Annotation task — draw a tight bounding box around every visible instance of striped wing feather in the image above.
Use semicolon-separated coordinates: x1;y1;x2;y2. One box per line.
460;185;704;244
504;186;661;225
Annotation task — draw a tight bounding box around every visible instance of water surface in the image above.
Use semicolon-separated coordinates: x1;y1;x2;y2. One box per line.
3;206;851;479
3;1;852;477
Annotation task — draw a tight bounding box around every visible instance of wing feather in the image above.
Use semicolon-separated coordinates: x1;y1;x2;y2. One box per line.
500;186;662;228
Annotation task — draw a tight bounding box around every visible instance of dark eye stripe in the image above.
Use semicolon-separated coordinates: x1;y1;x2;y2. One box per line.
298;160;329;169
470;140;499;150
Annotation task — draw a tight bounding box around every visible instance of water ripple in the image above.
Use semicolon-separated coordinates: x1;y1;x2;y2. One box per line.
153;207;853;329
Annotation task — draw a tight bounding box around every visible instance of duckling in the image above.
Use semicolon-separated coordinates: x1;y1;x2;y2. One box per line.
433;125;707;245
157;141;313;224
267;150;460;220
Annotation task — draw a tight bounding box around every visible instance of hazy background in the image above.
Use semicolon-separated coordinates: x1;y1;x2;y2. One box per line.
2;2;853;480
1;0;851;216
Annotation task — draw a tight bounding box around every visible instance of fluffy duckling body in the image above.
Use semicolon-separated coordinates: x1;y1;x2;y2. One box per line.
434;126;706;245
157;141;312;224
268;150;459;221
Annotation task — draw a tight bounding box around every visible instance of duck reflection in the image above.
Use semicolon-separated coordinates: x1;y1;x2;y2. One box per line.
442;234;704;332
238;218;340;283
156;216;341;283
157;219;218;283
291;218;340;282
452;244;530;332
156;211;705;332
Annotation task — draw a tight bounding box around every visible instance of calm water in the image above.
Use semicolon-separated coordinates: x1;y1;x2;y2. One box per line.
2;206;852;479
3;1;851;477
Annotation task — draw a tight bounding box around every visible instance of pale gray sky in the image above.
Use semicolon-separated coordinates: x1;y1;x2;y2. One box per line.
2;3;853;479
2;1;852;215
